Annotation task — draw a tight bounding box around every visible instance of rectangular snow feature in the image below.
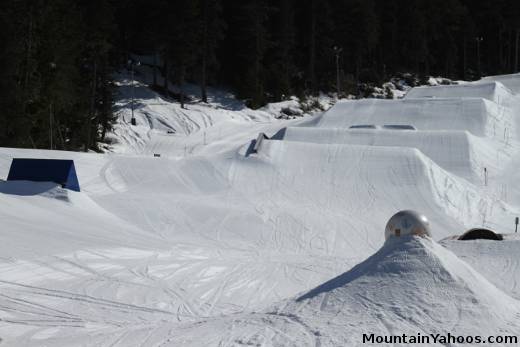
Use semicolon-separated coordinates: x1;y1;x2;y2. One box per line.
404;81;512;104
7;158;80;192
316;97;508;139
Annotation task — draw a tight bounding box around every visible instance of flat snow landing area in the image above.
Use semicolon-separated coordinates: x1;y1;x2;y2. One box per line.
2;75;520;346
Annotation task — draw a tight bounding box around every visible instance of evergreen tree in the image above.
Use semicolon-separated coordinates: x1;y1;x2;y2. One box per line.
2;0;520;148
165;0;201;108
334;0;379;83
0;0;116;150
222;0;270;107
199;0;225;102
264;0;297;100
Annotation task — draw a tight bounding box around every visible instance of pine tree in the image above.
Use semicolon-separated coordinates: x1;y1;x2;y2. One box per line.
0;0;117;150
0;1;28;146
165;0;201;108
199;0;225;102
264;0;297;100
222;0;270;108
79;0;116;150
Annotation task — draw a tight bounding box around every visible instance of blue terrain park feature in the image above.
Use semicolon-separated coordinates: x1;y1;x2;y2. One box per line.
7;158;80;192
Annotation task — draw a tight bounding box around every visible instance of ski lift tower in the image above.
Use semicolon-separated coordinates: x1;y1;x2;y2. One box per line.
128;59;141;126
333;45;343;96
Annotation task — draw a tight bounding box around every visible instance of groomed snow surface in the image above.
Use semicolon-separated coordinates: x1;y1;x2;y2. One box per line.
2;74;520;346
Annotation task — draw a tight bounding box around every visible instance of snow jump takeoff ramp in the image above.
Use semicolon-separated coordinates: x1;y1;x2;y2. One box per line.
478;73;520;95
235;140;516;248
271;127;506;182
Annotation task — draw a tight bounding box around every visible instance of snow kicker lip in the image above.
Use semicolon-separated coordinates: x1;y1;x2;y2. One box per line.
480;73;520;95
272;127;486;181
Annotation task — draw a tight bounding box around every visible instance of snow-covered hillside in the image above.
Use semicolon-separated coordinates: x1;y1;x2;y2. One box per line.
2;73;520;346
106;70;333;156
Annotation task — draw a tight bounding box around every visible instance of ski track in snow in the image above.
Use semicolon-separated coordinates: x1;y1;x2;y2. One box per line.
2;73;520;345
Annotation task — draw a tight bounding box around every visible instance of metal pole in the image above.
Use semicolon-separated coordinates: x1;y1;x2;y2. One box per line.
336;53;340;95
49;103;53;150
333;46;342;96
514;28;520;72
131;64;135;124
476;37;483;78
49;62;56;150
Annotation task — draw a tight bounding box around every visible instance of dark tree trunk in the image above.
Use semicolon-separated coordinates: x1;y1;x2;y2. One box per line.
200;0;209;103
463;36;467;80
308;0;316;92
153;49;158;86
163;55;169;93
254;15;261;103
85;61;97;152
179;65;186;109
514;29;520;72
507;29;512;73
57;120;66;149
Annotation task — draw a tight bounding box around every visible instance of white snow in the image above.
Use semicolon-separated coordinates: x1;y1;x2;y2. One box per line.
316;97;513;139
276;127;513;181
405;81;513;105
3;72;520;346
480;73;520;94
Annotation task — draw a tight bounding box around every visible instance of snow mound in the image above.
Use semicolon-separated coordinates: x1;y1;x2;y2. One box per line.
316;97;512;140
0;174;160;258
0;181;68;198
161;237;520;346
405;81;512;105
275;127;506;181
272;236;520;345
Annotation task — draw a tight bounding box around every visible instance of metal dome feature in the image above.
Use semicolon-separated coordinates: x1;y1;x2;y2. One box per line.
458;228;503;241
385;210;432;240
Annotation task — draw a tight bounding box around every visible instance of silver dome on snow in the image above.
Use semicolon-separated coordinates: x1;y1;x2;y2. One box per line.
385;210;431;240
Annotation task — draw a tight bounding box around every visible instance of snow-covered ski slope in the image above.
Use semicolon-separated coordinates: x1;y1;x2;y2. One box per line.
108;71;332;157
3;74;520;346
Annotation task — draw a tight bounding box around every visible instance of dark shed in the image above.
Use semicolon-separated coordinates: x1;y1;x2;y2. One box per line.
7;159;80;192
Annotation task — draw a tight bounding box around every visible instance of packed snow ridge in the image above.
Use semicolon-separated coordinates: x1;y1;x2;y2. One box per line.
2;73;520;346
